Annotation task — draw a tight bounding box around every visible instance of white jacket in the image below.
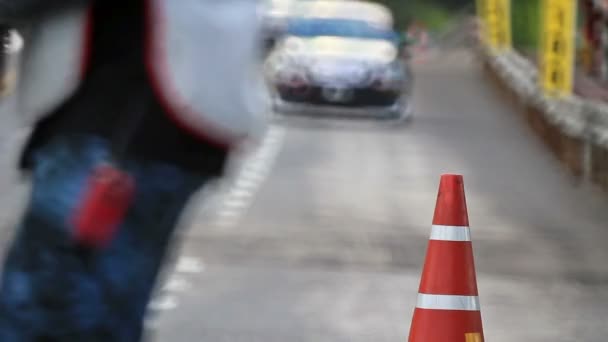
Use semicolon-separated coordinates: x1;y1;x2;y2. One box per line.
16;0;269;147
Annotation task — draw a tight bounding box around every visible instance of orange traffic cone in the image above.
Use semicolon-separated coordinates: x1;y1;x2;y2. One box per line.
408;174;484;342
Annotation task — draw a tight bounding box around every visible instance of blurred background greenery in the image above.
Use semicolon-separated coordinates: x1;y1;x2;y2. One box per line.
510;0;541;51
370;0;599;81
373;0;584;53
372;0;472;31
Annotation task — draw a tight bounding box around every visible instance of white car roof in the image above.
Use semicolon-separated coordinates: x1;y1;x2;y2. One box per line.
262;1;394;27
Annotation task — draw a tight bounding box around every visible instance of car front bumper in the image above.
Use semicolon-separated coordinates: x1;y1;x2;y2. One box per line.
267;76;414;119
272;95;410;119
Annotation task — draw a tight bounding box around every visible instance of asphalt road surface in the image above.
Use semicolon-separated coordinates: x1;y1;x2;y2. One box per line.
1;49;608;341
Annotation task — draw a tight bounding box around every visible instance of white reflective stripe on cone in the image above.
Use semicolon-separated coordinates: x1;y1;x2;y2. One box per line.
430;225;471;241
416;293;480;311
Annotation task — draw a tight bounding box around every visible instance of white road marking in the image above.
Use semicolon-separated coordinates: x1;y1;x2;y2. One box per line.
146;256;204;315
222;198;249;209
246;159;270;171
162;276;191;293
148;295;178;312
213;124;286;228
176;256;206;274
238;170;267;183
234;178;259;190
228;188;254;199
217;209;241;218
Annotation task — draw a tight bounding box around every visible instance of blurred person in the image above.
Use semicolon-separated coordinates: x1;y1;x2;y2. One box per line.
0;24;10;89
398;30;414;60
0;0;266;341
0;23;20;96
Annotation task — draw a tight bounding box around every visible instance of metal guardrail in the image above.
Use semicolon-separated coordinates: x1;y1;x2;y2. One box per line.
477;42;608;186
480;43;608;146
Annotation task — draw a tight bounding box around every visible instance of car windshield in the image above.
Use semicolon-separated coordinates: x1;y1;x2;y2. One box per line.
286;18;400;43
280;36;398;63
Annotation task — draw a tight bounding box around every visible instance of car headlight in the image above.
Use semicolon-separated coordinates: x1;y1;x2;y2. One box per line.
351;65;372;84
269;55;309;85
276;68;308;85
370;63;403;90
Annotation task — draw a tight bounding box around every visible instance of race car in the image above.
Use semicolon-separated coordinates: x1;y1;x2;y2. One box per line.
264;29;413;121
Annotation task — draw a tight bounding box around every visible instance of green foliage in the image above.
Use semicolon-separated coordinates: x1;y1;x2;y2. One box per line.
371;0;586;57
409;2;453;31
511;0;541;51
372;0;454;31
371;0;408;30
510;0;585;54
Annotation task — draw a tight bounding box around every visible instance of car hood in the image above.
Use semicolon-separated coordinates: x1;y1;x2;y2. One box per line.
267;36;404;86
308;59;372;86
282;36;398;62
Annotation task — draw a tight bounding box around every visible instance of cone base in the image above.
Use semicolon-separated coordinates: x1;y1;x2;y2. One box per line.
408;308;484;342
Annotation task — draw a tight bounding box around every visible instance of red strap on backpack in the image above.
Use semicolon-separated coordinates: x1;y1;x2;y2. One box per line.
71;164;135;248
